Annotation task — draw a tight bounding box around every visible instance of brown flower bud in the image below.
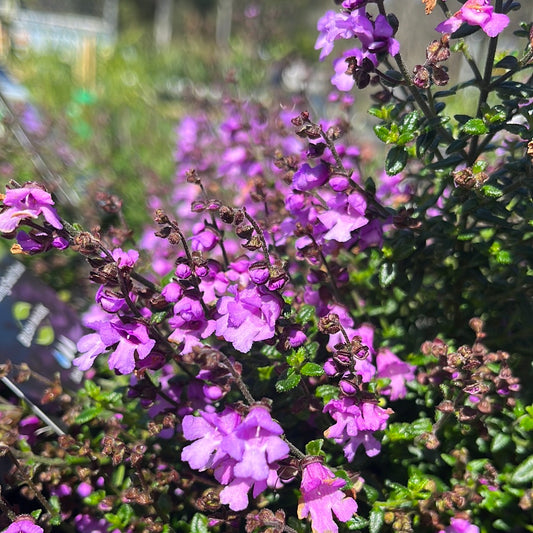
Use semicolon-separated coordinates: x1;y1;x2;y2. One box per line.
432;65;449;86
185;168;200;183
318;313;341;334
219;205;235;224
413;65;431;89
242;236;262;251
236;224;254;240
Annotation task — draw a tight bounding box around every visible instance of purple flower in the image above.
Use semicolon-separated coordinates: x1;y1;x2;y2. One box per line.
106;320;156;374
324;397;391;461
18;416;40;445
2;519;44;533
217;406;289;510
376;348;416;400
95;285;128;313
215;285;283;353
439;517;480;533
221;405;289;481
315;10;363;61
293;162;329;191
318;192;368;243
111;248;139;269
342;0;368;8
74;317;155;374
0;185;62;233
74;514;120;533
356;14;399;56
436;0;509;38
15;230;68;254
168;295;215;354
297;458;358;533
181;408;242;471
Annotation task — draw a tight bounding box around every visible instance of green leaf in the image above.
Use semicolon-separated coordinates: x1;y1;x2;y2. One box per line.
397;131;415;146
190;513;209;533
495;55;518;69
495;250;512;264
385;146;408;175
257;365;274;381
481;185;503;198
296;304;317;323
315;385;339;403
275;370;301;393
369;509;384;533
345;516;369;529
400;111;420;133
83;490;106;505
84;380;101;397
112;464;125;488
386;418;433;441
374;124;390;143
150;311;167;324
462;118;488;135
491;432;511;452
300;362;324;377
305;439;324;456
511;455;533;484
379;263;396;288
363;483;380;504
472;160;489;173
75;406;104;424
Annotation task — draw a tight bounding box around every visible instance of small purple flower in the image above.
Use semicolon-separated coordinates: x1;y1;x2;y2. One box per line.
74;514;120;533
324;396;391;461
439;517;480;533
111;247;139;269
215;285;283;353
297;458;358;533
95;285;127;313
181;408;241;471
18;416;40;445
77;482;93;498
376;348;416;400
293;162;329;191
15;230;69;254
318;192;368;243
356;14;399;56
190;222;219;252
436;0;509;38
0;185;62;233
2;518;44;533
315;10;362;61
74;316;155;374
168;295;215;354
107;320;156;374
221;405;289;481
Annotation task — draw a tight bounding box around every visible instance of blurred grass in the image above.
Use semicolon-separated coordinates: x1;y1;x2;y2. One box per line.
5;16;310;230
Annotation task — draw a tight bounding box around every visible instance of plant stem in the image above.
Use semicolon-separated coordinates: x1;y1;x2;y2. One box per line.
469;0;502;163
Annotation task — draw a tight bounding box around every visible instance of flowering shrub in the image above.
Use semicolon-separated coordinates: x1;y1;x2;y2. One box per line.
1;1;532;532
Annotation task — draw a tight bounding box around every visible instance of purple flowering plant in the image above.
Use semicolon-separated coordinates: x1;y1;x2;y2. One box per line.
0;0;533;532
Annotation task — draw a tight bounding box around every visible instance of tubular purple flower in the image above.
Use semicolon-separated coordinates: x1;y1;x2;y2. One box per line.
221;405;289;481
298;457;358;533
439;517;480;533
2;518;44;533
215;285;283;353
324;396;391;461
376;348;416;400
436;0;509;38
0;185;62;233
